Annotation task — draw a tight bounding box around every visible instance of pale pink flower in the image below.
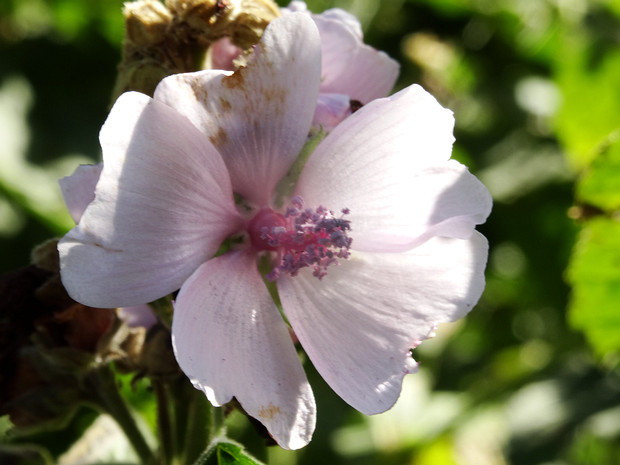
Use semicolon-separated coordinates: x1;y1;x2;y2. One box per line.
58;13;491;449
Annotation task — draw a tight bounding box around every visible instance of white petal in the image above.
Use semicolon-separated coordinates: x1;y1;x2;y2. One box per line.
58;92;241;308
59;163;102;223
314;11;399;102
312;93;352;132
315;7;363;40
119;304;157;329
283;3;363;40
282;1;309;14
278;231;488;414
172;251;315;449
296;84;491;252
154;13;322;206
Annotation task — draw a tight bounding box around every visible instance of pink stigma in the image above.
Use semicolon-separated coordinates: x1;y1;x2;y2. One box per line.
247;196;352;280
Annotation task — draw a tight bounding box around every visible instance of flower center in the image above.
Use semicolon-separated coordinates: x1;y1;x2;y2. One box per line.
247;196;352;280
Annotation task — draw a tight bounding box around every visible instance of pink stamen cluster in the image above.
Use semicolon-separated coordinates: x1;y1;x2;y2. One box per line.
248;196;352;281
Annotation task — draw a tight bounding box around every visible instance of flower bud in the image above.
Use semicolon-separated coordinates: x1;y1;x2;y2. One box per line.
229;0;280;49
0;240;148;431
124;0;173;47
112;0;281;100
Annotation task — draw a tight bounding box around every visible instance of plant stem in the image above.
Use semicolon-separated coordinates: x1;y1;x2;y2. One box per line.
89;366;155;465
179;383;209;464
154;379;175;465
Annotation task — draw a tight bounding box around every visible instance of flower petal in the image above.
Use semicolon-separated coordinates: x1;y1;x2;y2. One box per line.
312;93;352;131
278;231;488;414
283;2;396;102
313;10;399;102
119;304;157;329
282;1;311;15
154;13;322;206
172;251;315;450
59;163;102;223
296;84;491;252
58;92;241;308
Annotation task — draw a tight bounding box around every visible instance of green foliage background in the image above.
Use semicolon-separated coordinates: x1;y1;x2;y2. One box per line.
1;0;620;464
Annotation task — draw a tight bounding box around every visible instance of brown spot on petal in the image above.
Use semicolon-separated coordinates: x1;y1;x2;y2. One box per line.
191;82;208;104
219;97;232;112
209;127;228;146
258;403;281;421
262;86;288;105
222;69;245;89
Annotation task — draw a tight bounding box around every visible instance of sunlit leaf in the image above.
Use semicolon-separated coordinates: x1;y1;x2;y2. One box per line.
415;436;458;465
555;36;620;169
568;134;620;356
568;218;620;356
577;136;620;212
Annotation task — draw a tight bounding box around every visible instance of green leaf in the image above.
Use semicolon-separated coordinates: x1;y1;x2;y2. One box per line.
577;135;620;212
193;439;265;465
215;442;264;465
555;36;620;169
567;218;620;356
567;129;620;357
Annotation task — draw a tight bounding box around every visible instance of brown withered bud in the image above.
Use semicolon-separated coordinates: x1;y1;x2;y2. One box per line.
29;240;142;361
112;0;280;101
230;0;280;49
0;262;89;430
112;59;173;100
166;0;280;49
0;265;53;427
30;239;75;312
166;0;239;40
125;0;173;48
0;240;145;431
113;1;181;99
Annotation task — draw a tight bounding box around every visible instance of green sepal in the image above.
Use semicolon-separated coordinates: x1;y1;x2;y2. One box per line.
193;438;265;465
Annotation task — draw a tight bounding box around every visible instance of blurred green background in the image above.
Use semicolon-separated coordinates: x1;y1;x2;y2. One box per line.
1;0;620;464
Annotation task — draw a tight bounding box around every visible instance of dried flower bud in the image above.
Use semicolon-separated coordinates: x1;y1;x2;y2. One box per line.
124;0;173;47
112;0;280;101
113;59;173;100
0;240;150;431
230;0;280;49
166;0;239;39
